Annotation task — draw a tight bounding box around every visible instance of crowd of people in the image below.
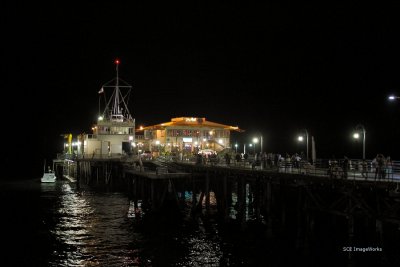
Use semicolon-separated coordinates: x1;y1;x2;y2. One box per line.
194;149;396;180
371;154;394;180
327;154;394;180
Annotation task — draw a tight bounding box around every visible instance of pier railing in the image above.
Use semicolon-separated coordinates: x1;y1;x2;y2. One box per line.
57;152;400;182
161;155;400;182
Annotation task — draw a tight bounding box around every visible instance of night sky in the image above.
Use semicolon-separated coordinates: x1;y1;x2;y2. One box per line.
3;2;400;176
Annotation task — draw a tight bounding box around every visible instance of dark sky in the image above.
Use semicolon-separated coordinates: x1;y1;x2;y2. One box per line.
3;1;400;173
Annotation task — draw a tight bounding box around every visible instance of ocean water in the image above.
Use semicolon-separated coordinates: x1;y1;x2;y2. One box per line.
1;178;398;266
1;179;249;266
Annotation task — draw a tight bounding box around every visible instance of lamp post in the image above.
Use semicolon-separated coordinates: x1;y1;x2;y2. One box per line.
137;142;142;156
353;124;366;160
252;134;264;154
252;138;258;155
249;143;253;154
155;140;160;155
297;129;309;162
235;143;238;153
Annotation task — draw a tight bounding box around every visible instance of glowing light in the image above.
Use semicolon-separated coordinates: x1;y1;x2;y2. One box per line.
388;95;400;100
115;59;120;65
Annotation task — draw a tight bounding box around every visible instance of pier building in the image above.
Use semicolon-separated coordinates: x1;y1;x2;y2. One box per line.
136;117;244;156
83;59;136;157
61;61;244;159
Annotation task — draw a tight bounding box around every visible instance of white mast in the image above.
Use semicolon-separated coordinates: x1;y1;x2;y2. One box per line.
100;59;134;123
87;59;136;158
112;59;121;121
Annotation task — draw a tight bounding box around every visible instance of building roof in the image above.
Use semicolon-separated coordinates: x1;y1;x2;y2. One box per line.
138;117;244;132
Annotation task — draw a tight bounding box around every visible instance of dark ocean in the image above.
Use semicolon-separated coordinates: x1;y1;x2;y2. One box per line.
1;177;399;267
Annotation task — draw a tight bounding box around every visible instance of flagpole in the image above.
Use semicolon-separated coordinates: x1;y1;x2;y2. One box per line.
311;136;316;165
113;59;120;116
98;94;100;117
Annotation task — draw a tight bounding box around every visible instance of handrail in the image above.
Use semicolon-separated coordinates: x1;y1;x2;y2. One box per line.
57;152;400;182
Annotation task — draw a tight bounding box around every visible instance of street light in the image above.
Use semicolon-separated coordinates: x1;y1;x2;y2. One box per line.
155;140;160;156
388;95;400;101
252;138;258;154
297;129;309;162
254;134;263;153
249;143;253;154
353;124;366;160
235;143;238;153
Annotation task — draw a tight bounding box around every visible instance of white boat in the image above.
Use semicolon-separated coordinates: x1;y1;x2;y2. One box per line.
41;160;56;183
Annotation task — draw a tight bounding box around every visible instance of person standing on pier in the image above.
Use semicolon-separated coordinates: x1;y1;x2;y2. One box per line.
372;156;378;180
386;156;393;180
261;152;267;169
243;152;249;167
361;159;368;179
342;156;349;179
374;154;385;180
196;153;203;165
379;154;386;180
235;152;241;165
224;153;231;166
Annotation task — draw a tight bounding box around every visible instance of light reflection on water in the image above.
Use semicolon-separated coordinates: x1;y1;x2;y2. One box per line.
180;233;222;267
40;181;233;267
48;182;143;267
5;178;394;266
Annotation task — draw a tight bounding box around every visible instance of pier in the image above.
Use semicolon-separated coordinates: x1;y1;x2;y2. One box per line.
56;155;400;262
62;156;400;227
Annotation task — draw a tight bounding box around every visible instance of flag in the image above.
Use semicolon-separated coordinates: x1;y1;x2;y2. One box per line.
98;87;104;94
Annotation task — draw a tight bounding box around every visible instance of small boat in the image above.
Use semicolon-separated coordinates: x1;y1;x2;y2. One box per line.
41;160;56;183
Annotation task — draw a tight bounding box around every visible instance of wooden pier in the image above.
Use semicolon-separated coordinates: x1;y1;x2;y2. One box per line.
64;159;400;222
62;157;400;258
